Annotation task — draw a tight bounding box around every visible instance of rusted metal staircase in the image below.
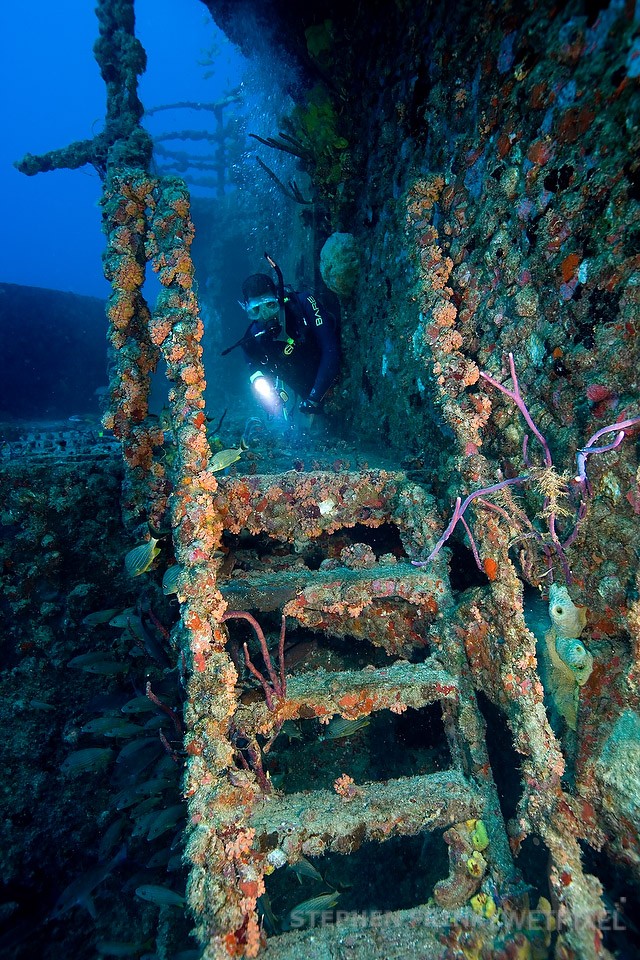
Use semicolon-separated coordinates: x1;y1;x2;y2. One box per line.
185;467;518;959
88;167;529;957
93;171;613;960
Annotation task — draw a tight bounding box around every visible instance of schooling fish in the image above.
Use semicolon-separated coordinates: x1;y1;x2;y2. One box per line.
280;720;304;742
67;653;129;676
134;884;185;908
60;747;114;777
121;695;156;715
209;438;248;473
50;846;126;919
80;717;143;738
109;607;136;628
82;608;121;627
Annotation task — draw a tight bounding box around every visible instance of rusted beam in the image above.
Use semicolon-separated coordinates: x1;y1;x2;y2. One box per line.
240;659;458;735
250;770;484;860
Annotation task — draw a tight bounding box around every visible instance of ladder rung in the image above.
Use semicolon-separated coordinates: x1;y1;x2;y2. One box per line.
251;770;483;857
242;660;458;732
221;561;446;612
260;902;467;959
221;562;446;655
217;470;408;537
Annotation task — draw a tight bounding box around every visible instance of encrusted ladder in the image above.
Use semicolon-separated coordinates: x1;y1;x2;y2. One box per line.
94;168;516;957
185;468;517;959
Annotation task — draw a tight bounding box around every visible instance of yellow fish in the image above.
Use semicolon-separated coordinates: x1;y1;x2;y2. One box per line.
209;438;248;473
322;716;370;740
162;564;182;595
124;538;160;577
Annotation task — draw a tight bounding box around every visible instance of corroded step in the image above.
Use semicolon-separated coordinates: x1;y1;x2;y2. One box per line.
240;659;458;736
220;561;446;611
216;470;441;558
260;903;470;959
221;561;448;655
250;770;483;860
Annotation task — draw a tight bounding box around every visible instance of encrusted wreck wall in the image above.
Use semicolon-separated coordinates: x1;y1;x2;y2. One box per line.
327;0;640;608
331;0;639;456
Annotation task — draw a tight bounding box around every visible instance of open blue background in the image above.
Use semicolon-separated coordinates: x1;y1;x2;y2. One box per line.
1;0;245;298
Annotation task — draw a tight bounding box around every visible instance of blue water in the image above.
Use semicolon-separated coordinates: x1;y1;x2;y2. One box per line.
1;0;246;298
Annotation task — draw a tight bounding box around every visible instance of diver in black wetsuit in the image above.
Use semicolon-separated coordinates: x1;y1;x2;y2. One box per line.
223;257;340;419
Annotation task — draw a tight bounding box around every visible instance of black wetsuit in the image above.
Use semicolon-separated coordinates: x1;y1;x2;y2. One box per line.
242;291;340;404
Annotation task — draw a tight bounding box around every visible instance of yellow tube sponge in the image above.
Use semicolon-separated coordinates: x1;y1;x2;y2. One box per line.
542;585;592;730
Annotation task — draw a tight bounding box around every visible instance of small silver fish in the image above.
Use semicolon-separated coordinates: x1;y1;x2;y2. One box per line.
124;538;161;577
122;615;146;642
146;847;171;869
131;811;160;839
289;856;324;884
286;890;340;928
143;716;165;731
98;817;126;860
167;851;184;872
121;695;156;715
114;787;147;812
135;777;173;796
81;718;143;738
130;796;162;818
280;721;304;742
147;804;185;841
82;608;121;626
60;748;114;776
50;847;126;918
85;661;130;675
109;607;136;628
69;652;114;668
134;884;185;908
68;655;129;675
116;737;161;764
128;616;170;666
209;438;248;472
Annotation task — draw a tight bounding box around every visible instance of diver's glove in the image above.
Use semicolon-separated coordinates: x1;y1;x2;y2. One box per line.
299;398;322;414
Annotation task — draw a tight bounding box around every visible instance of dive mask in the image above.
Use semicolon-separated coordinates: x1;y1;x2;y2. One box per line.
244;296;280;322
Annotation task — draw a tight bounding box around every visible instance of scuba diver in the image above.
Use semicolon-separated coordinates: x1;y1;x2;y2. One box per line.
222;254;340;420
